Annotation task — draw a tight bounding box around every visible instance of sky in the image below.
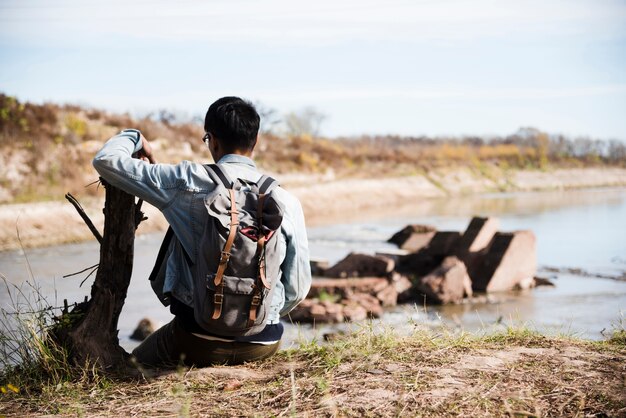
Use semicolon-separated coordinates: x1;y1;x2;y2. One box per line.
1;0;625;139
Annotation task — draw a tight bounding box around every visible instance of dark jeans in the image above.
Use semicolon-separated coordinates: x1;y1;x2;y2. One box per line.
131;318;280;368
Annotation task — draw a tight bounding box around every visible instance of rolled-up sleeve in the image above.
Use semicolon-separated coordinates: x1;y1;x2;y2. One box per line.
279;195;312;317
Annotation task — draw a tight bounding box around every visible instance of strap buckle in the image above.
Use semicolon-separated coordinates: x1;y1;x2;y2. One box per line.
251;294;261;307
214;293;224;304
219;251;231;264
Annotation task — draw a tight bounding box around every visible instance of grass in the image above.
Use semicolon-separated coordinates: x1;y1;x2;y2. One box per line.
0;275;104;409
1;267;624;416
1;320;624;417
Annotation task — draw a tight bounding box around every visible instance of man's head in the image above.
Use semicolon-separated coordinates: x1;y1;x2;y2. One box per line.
204;97;260;159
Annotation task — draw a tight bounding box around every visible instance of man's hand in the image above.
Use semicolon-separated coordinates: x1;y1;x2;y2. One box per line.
136;134;156;164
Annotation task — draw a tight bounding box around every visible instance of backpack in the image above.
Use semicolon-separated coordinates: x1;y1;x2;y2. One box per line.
149;164;284;337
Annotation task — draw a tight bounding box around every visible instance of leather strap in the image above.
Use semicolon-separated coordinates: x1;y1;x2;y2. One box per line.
247;286;262;327
211;188;239;320
248;191;270;327
256;193;270;289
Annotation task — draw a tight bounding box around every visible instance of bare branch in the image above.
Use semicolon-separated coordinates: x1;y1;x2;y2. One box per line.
65;192;103;244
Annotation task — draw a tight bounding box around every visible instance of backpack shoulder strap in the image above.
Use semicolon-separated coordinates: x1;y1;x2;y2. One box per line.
257;175;279;195
204;164;234;189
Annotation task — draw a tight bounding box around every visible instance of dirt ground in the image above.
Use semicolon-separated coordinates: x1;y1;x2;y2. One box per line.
1;330;624;417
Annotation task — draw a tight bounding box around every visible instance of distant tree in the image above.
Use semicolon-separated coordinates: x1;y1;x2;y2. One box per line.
607;139;626;164
284;107;327;137
255;102;282;135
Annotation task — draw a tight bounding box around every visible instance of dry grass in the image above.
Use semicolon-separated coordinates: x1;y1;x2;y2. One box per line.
1;326;624;417
2;93;625;205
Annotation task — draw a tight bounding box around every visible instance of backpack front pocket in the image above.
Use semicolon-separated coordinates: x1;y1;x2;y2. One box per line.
199;274;267;335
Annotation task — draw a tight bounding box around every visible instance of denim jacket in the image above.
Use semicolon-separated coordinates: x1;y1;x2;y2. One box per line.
92;130;311;324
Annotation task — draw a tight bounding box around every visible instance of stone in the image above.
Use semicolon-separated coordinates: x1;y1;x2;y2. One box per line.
324;252;395;278
289;299;344;323
391;272;415;304
514;276;555;290
390;272;413;294
427;231;463;256
455;217;500;254
308;277;391;299
375;285;398;307
396;251;443;277
516;276;536;290
342;303;368;321
130;318;156;341
310;257;330;276
470;231;537;292
223;380;243;391
533;276;555;287
414;256;472;304
387;224;437;252
375;249;409;263
345;293;384;318
395;231;462;277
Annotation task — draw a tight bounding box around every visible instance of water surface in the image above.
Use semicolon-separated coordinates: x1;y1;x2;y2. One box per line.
1;187;625;351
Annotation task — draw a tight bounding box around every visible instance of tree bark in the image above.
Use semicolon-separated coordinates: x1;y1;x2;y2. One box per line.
58;182;141;371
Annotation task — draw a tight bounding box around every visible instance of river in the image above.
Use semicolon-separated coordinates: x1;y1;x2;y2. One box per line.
1;187;625;352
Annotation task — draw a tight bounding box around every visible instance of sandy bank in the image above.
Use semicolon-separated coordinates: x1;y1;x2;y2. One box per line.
1;167;626;251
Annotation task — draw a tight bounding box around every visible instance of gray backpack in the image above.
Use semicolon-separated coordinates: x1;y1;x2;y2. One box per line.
191;164;284;336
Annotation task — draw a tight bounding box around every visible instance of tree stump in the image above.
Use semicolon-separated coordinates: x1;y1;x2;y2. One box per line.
56;182;144;371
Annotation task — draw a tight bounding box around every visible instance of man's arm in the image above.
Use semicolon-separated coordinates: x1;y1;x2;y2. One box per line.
279;194;312;317
92;129;186;210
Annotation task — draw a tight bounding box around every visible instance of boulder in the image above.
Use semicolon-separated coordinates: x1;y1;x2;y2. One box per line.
455;217;500;254
390;272;415;304
342;303;368;321
288;293;383;323
426;231;462;256
308;277;391;299
289;299;344;323
345;293;384;318
396;251;443;277
130;318;156;341
375;285;398;307
387;224;437;252
324;253;395;278
375;249;409;262
514;276;556;290
470;231;537;292
414;256;472;304
310;257;330;276
533;276;555;287
390;272;413;294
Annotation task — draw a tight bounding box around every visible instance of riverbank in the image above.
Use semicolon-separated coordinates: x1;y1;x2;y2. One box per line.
1;167;626;251
1;327;624;417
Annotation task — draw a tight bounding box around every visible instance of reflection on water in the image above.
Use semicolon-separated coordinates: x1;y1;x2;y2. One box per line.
1;187;625;351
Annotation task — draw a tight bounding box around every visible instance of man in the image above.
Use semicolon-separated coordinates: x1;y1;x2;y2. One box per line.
93;97;311;367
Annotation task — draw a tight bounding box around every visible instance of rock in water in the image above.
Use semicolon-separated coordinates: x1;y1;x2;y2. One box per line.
387;224;437;252
324;253;395;278
470;231;537;292
414;256;472;304
454;217;500;254
130;318;156;341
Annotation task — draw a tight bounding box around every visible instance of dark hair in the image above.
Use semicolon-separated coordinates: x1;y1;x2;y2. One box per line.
204;97;260;153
